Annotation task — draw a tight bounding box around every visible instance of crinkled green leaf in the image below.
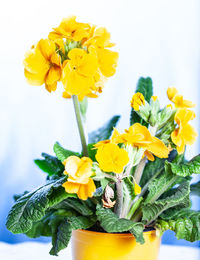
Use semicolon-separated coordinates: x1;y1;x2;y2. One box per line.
50;220;72;256
88;115;120;143
6;177;69;234
96;205;144;243
156;210;200;242
123;177;136;200
67;216;96;230
130;77;153;126
58;198;93;216
53;142;81;162
168;154;200;177
190;180;200;196
34;153;64;176
142;181;190;225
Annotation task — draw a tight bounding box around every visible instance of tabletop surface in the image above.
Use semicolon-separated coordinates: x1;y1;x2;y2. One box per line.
0;242;199;260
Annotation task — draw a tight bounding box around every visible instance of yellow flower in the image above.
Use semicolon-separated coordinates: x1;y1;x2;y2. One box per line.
62;48;99;100
121;123;169;160
151;96;158;102
95;143;129;174
131;93;145;111
93;128;122;149
48;16;91;42
134;180;141;195
171;108;197;154
24;39;62;92
62;156;96;200
85;27;118;77
167;87;195;108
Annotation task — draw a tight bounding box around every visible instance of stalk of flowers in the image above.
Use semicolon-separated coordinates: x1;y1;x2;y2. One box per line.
23;16;118;158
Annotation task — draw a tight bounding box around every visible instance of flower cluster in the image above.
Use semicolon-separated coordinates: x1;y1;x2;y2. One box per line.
23;16;118;100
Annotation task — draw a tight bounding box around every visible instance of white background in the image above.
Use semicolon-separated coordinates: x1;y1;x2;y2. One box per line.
0;0;199;246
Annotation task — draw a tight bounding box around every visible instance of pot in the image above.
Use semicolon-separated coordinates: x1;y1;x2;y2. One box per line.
72;229;161;260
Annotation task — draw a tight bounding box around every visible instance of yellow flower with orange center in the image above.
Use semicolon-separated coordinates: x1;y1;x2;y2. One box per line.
95;143;129;174
62;156;96;200
24;39;62;92
131;92;145;111
62;48;99;100
121;123;169;160
48;16;91;42
171;108;197;154
167;87;195;108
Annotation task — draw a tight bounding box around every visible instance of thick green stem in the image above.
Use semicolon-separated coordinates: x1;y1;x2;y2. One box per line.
72;95;88;156
114;179;123;218
134;158;146;184
127;197;143;220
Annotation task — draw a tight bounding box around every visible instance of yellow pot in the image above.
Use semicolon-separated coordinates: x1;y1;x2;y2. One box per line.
72;229;161;260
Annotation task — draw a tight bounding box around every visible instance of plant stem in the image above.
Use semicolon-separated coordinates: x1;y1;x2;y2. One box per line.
134;158;146;184
127;197;143;220
72;95;88;156
114;179;123;218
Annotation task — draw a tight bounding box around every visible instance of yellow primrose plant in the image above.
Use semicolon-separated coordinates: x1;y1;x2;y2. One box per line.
6;16;200;256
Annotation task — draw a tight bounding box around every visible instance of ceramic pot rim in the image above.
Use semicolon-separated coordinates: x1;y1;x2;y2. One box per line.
73;229;156;238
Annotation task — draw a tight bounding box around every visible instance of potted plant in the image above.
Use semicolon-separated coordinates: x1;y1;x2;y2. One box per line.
6;17;200;260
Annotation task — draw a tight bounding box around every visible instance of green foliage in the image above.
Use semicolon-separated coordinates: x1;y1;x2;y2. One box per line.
87;143;97;161
142;182;190;225
96;205;144;244
88;115;120;143
167;154;200;177
130;77;153;126
57;198;93;216
50;220;72;256
67;215;96;230
53;142;81;162
50;215;96;256
123;177;136;200
34;153;64;176
156;209;200;242
190;180;200;196
6;177;70;234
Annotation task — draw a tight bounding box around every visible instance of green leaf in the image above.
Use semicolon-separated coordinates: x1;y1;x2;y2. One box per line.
123;177;136;200
144;171;178;205
34;153;64;176
130;77;153;126
87;143;97;162
6;177;69;234
50;220;72;256
79;97;88;122
156;209;200;242
190;181;200;196
96;205;144;243
25;211;53;238
57;198;93;216
130;224;145;244
88;115;120;143
67;215;96;230
168;154;200;177
142;181;190;225
53;142;81;162
50;215;96;256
